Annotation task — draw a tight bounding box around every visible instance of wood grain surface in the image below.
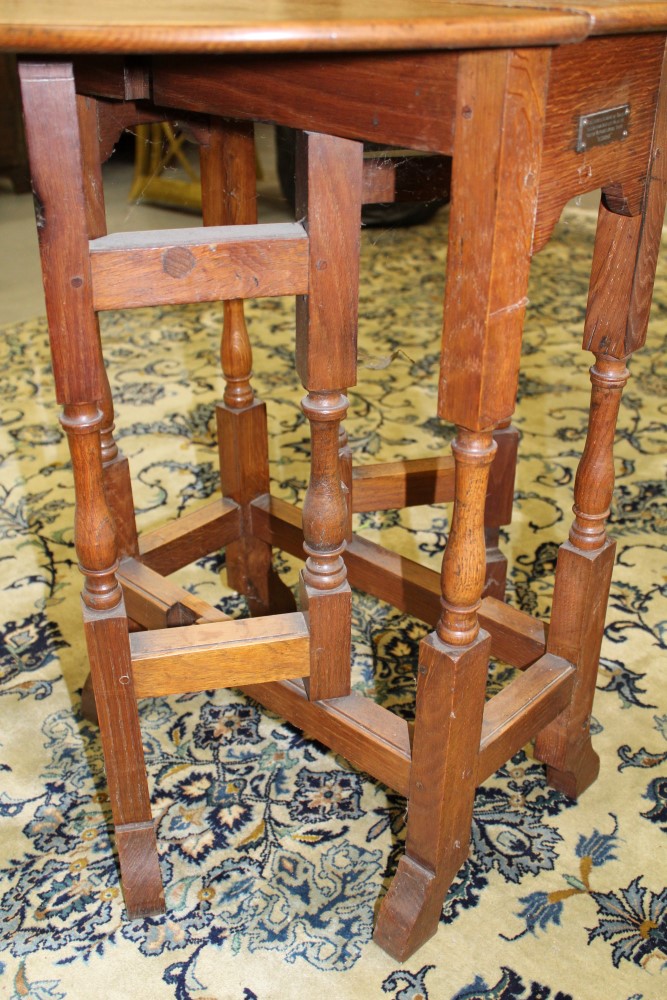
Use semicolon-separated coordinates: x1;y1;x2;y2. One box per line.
0;1;593;54
130;612;311;697
6;2;667;57
89;223;309;310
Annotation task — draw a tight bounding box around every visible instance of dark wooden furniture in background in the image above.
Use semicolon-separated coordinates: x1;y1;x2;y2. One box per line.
0;54;30;192
3;0;667;963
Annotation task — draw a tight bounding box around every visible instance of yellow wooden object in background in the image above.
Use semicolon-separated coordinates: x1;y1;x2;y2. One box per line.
129;122;202;210
129;122;263;210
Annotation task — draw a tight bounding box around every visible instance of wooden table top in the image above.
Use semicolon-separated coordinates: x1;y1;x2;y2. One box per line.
2;1;667;55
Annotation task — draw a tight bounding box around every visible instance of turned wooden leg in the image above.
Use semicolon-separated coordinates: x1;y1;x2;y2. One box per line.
200;119;295;615
215;303;295;616
534;356;629;797
300;391;352;700
77;93;140;723
375;47;549;960
294;130;362;700
77;94;139;561
374;429;495;959
535;53;667;794
64;403;164;917
20;62;164;918
533;34;667;794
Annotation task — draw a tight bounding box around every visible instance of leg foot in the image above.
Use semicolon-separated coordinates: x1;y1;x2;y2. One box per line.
374;630;489;961
535;539;616;800
84;602;165;917
546;745;600;799
373;856;446;961
116;821;165;918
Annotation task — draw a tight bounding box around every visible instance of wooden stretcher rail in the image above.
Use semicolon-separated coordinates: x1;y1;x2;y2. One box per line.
89;222;309;310
250;494;547;667
130;611;310;697
139;497;242;575
244;655;571;799
122;514;564;797
351;456;455;512
479;596;547;669
243;678;412;797
353;427;517;525
477;653;575;785
118;556;231;628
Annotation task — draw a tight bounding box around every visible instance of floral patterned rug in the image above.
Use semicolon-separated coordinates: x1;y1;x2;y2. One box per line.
0;208;665;1000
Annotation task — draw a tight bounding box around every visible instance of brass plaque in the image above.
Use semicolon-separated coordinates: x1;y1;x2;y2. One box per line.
576;105;630;153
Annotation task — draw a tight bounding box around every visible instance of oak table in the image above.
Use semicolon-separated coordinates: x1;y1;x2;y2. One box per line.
3;0;666;962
